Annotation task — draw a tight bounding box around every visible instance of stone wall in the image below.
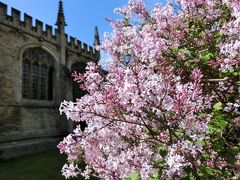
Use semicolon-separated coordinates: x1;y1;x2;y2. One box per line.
0;23;67;160
0;2;99;159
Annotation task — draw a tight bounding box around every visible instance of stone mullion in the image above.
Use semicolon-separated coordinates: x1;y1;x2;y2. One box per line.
29;62;33;99
30;62;39;99
46;67;49;100
26;62;31;99
34;63;39;99
22;60;30;98
37;63;41;100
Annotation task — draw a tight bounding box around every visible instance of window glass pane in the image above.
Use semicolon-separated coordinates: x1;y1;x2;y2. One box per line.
40;65;47;100
22;60;30;98
48;67;54;100
31;63;39;99
22;48;54;100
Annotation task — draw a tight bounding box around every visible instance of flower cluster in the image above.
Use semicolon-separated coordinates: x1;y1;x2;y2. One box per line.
58;0;240;179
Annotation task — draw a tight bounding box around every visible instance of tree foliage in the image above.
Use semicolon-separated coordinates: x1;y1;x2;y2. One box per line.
58;0;240;179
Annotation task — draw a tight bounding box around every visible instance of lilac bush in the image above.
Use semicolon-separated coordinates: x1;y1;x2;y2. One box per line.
58;0;240;179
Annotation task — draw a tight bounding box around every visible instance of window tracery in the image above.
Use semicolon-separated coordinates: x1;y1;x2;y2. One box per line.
22;48;54;100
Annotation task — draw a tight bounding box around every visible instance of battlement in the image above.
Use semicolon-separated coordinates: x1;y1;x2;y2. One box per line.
0;2;99;58
0;2;58;43
66;35;99;58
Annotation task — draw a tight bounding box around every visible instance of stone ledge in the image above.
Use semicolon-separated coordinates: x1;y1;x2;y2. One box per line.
0;103;59;108
0;130;68;143
0;137;63;160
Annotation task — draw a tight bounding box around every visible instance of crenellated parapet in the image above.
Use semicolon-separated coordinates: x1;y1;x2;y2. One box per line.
0;2;100;59
66;35;99;59
0;2;58;44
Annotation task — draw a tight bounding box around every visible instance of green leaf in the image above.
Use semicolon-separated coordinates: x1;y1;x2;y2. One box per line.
208;126;222;134
171;47;179;53
159;146;168;157
214;33;223;42
184;60;195;68
148;173;160;180
212;137;225;152
214;119;228;128
200;52;213;62
175;130;184;137
185;49;195;58
122;111;130;115
233;72;238;76
182;167;195;180
225;148;240;165
176;25;181;30
124;172;141;180
199;165;214;177
202;153;211;159
147;112;155;119
229;68;234;73
213;102;223;111
154;159;166;169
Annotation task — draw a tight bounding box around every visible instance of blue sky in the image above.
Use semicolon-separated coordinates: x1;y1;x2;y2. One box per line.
0;0;165;60
0;0;166;45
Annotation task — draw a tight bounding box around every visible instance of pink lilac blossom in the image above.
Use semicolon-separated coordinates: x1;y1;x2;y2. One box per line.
236;154;240;167
61;163;80;179
58;0;240;179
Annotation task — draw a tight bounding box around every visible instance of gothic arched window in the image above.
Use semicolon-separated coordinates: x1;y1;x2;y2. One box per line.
71;62;87;101
22;48;54;100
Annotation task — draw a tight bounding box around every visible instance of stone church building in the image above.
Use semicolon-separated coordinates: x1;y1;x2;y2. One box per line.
0;0;100;159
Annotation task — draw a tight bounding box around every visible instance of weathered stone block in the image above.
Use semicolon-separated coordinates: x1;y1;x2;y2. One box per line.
0;1;99;159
